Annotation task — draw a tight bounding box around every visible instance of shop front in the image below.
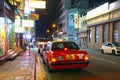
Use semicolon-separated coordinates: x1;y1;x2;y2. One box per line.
0;17;14;56
0;17;5;56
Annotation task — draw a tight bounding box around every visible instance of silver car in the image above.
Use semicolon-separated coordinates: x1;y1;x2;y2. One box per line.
101;42;120;55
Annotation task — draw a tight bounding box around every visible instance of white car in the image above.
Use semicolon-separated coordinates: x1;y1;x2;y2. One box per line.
101;42;120;55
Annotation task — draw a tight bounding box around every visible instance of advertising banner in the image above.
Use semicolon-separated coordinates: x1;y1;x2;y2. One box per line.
68;12;74;27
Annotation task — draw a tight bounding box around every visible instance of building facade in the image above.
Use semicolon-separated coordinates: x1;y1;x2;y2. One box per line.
54;0;118;48
86;1;120;49
54;0;89;42
0;0;23;56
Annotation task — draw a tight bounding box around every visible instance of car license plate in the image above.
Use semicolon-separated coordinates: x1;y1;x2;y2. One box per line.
66;54;75;60
58;56;64;60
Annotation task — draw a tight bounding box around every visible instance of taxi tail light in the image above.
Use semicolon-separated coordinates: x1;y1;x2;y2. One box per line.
51;58;57;63
84;54;89;61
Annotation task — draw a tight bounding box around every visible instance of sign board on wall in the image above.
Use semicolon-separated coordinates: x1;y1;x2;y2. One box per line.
30;1;46;9
15;27;24;33
68;12;75;27
22;20;34;27
28;14;39;20
74;13;79;29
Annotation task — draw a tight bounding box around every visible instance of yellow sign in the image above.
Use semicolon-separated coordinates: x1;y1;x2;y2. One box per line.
74;14;79;29
29;14;39;20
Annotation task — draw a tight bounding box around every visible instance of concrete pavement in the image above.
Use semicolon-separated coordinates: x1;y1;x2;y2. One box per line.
0;49;41;80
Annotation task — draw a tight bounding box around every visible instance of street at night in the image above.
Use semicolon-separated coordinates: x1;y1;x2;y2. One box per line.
1;0;120;80
0;47;120;80
43;48;120;80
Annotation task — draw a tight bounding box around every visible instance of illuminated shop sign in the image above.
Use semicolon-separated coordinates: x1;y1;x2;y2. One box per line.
28;14;39;20
30;1;46;9
22;20;34;27
15;27;24;33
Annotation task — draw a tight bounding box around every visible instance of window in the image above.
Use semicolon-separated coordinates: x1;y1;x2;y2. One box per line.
113;22;118;42
89;28;92;43
96;26;98;43
52;42;79;50
103;24;107;43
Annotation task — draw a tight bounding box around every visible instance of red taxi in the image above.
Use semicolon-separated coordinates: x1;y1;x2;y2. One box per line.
43;41;90;72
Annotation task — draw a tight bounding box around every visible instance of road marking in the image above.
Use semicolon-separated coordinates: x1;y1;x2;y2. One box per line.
37;56;44;80
91;56;117;64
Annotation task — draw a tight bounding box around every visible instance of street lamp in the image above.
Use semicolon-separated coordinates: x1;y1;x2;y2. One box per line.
51;23;58;41
52;23;56;28
52;23;56;36
46;29;50;33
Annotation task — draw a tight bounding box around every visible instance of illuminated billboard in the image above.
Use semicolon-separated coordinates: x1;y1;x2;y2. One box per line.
22;20;34;27
15;27;24;33
30;1;46;9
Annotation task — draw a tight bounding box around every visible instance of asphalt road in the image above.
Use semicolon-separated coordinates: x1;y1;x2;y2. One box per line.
0;47;120;80
40;48;120;80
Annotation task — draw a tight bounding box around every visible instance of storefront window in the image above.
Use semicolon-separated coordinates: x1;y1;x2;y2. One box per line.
103;24;107;43
113;22;118;42
89;28;92;43
0;17;5;55
96;26;98;43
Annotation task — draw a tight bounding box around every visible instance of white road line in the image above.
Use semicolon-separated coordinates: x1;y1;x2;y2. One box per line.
91;56;117;64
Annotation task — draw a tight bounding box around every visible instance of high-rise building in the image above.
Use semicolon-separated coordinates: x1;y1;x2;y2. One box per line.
53;0;118;43
54;0;89;41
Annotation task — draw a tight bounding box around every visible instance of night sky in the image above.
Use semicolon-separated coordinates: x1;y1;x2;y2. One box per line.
35;12;52;38
35;0;56;40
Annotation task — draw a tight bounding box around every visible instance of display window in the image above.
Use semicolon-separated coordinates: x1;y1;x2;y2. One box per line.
0;17;6;55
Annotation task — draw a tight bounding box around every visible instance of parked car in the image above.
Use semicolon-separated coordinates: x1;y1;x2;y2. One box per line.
37;42;47;55
101;42;120;55
42;41;90;72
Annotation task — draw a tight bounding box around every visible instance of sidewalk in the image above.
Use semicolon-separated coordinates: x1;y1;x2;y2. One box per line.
0;48;24;65
0;49;38;80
